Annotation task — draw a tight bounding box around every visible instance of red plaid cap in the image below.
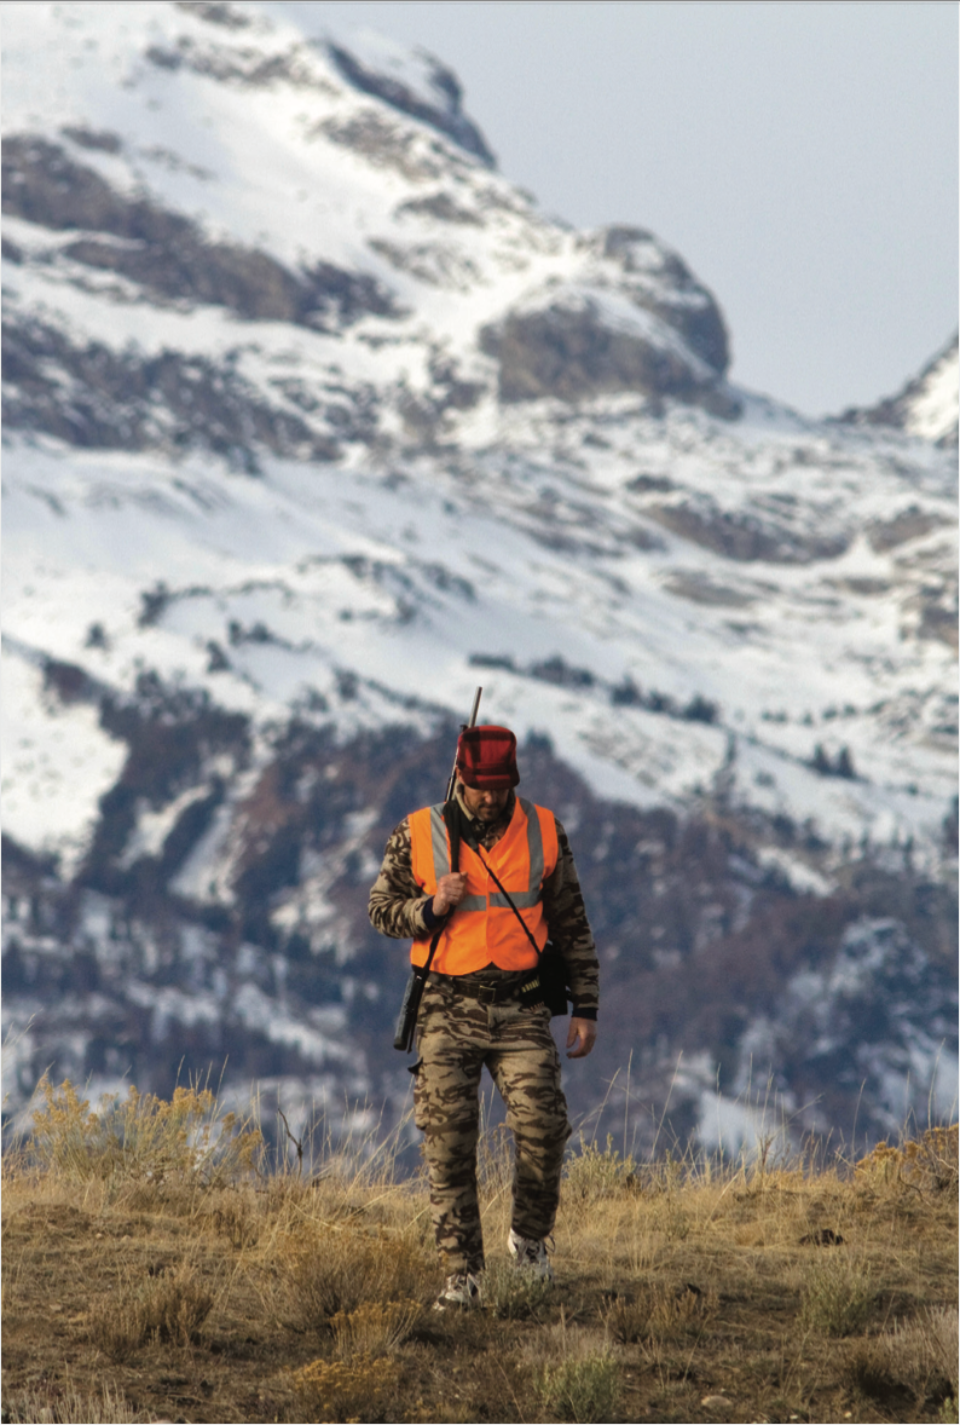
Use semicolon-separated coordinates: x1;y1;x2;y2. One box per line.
456;725;519;789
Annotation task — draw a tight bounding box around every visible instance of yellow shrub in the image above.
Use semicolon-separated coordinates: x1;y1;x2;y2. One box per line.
856;1125;958;1194
292;1352;403;1423
29;1075;262;1187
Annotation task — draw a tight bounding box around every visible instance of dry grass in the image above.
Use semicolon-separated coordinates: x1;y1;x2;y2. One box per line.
0;1380;146;1424
331;1298;425;1357
260;1220;433;1332
1;1080;957;1424
849;1307;959;1416
89;1262;216;1360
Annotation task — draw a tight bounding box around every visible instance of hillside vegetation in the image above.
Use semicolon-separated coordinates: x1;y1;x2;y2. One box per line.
1;1078;957;1425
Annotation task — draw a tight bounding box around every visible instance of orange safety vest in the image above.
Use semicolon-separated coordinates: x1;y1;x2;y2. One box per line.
408;798;559;974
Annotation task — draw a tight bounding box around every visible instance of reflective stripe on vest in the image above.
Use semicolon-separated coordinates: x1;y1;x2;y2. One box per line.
425;798;545;911
408;797;559;974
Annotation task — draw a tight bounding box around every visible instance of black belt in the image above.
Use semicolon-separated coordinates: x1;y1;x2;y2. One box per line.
427;971;530;1005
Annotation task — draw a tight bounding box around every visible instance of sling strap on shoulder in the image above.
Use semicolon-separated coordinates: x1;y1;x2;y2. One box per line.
470;837;570;1017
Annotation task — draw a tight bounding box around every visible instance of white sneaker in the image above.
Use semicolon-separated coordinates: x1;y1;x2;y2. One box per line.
508;1228;555;1282
433;1271;483;1311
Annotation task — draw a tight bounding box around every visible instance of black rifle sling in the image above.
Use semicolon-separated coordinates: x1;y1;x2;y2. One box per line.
472;843;541;957
470;829;570;1014
442;798;462;876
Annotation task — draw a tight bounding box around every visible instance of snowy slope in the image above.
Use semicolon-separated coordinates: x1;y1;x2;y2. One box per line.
2;0;954;867
2;0;956;1147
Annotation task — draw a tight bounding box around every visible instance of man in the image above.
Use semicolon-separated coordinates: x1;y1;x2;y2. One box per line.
368;724;599;1309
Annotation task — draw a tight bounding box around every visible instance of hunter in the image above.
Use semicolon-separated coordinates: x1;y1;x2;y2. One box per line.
368;724;599;1310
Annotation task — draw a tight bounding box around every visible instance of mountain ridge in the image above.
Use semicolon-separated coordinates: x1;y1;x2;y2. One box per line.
2;0;955;1153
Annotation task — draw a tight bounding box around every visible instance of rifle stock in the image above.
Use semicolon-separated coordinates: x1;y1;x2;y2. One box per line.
392;964;427;1053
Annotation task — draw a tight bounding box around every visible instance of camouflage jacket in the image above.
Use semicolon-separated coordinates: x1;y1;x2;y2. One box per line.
368;787;599;1017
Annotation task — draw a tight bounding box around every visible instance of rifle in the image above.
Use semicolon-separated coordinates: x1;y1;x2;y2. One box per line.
393;687;482;1052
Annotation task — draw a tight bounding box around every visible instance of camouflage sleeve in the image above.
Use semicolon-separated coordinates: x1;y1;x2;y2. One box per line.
368;816;434;940
541;818;600;1017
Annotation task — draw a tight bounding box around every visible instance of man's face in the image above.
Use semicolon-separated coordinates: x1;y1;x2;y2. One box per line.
459;778;510;823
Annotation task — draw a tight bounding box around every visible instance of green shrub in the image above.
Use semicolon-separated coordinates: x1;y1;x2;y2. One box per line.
563;1134;637;1202
536;1350;621;1423
799;1252;874;1337
483;1258;553;1319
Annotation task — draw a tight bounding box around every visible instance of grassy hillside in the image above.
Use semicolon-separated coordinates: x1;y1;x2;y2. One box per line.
2;1079;957;1425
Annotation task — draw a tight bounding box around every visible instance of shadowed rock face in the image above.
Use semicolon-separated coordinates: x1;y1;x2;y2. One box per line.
480;302;689;403
645;499;848;564
325;41;497;168
2;316;341;466
600;225;731;375
2;136;400;328
480;298;738;413
478;225;734;409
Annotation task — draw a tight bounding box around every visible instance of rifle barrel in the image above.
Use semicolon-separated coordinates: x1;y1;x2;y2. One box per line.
444;686;482;802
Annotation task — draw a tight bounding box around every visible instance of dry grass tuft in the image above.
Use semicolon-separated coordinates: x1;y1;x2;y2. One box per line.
265;1223;432;1332
849;1307;959;1409
535;1345;622;1423
0;1380;145;1424
603;1281;715;1343
563;1133;639;1204
89;1263;214;1359
331;1298;424;1358
208;1194;259;1248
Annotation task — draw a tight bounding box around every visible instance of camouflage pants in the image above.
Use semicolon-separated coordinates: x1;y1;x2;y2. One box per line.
412;975;571;1275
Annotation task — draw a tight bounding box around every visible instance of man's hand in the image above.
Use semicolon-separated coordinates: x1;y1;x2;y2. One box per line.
433;872;467;917
566;1016;597;1059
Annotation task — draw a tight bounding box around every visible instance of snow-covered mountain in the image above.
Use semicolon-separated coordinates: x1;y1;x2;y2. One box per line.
3;1;956;1152
838;334;959;448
